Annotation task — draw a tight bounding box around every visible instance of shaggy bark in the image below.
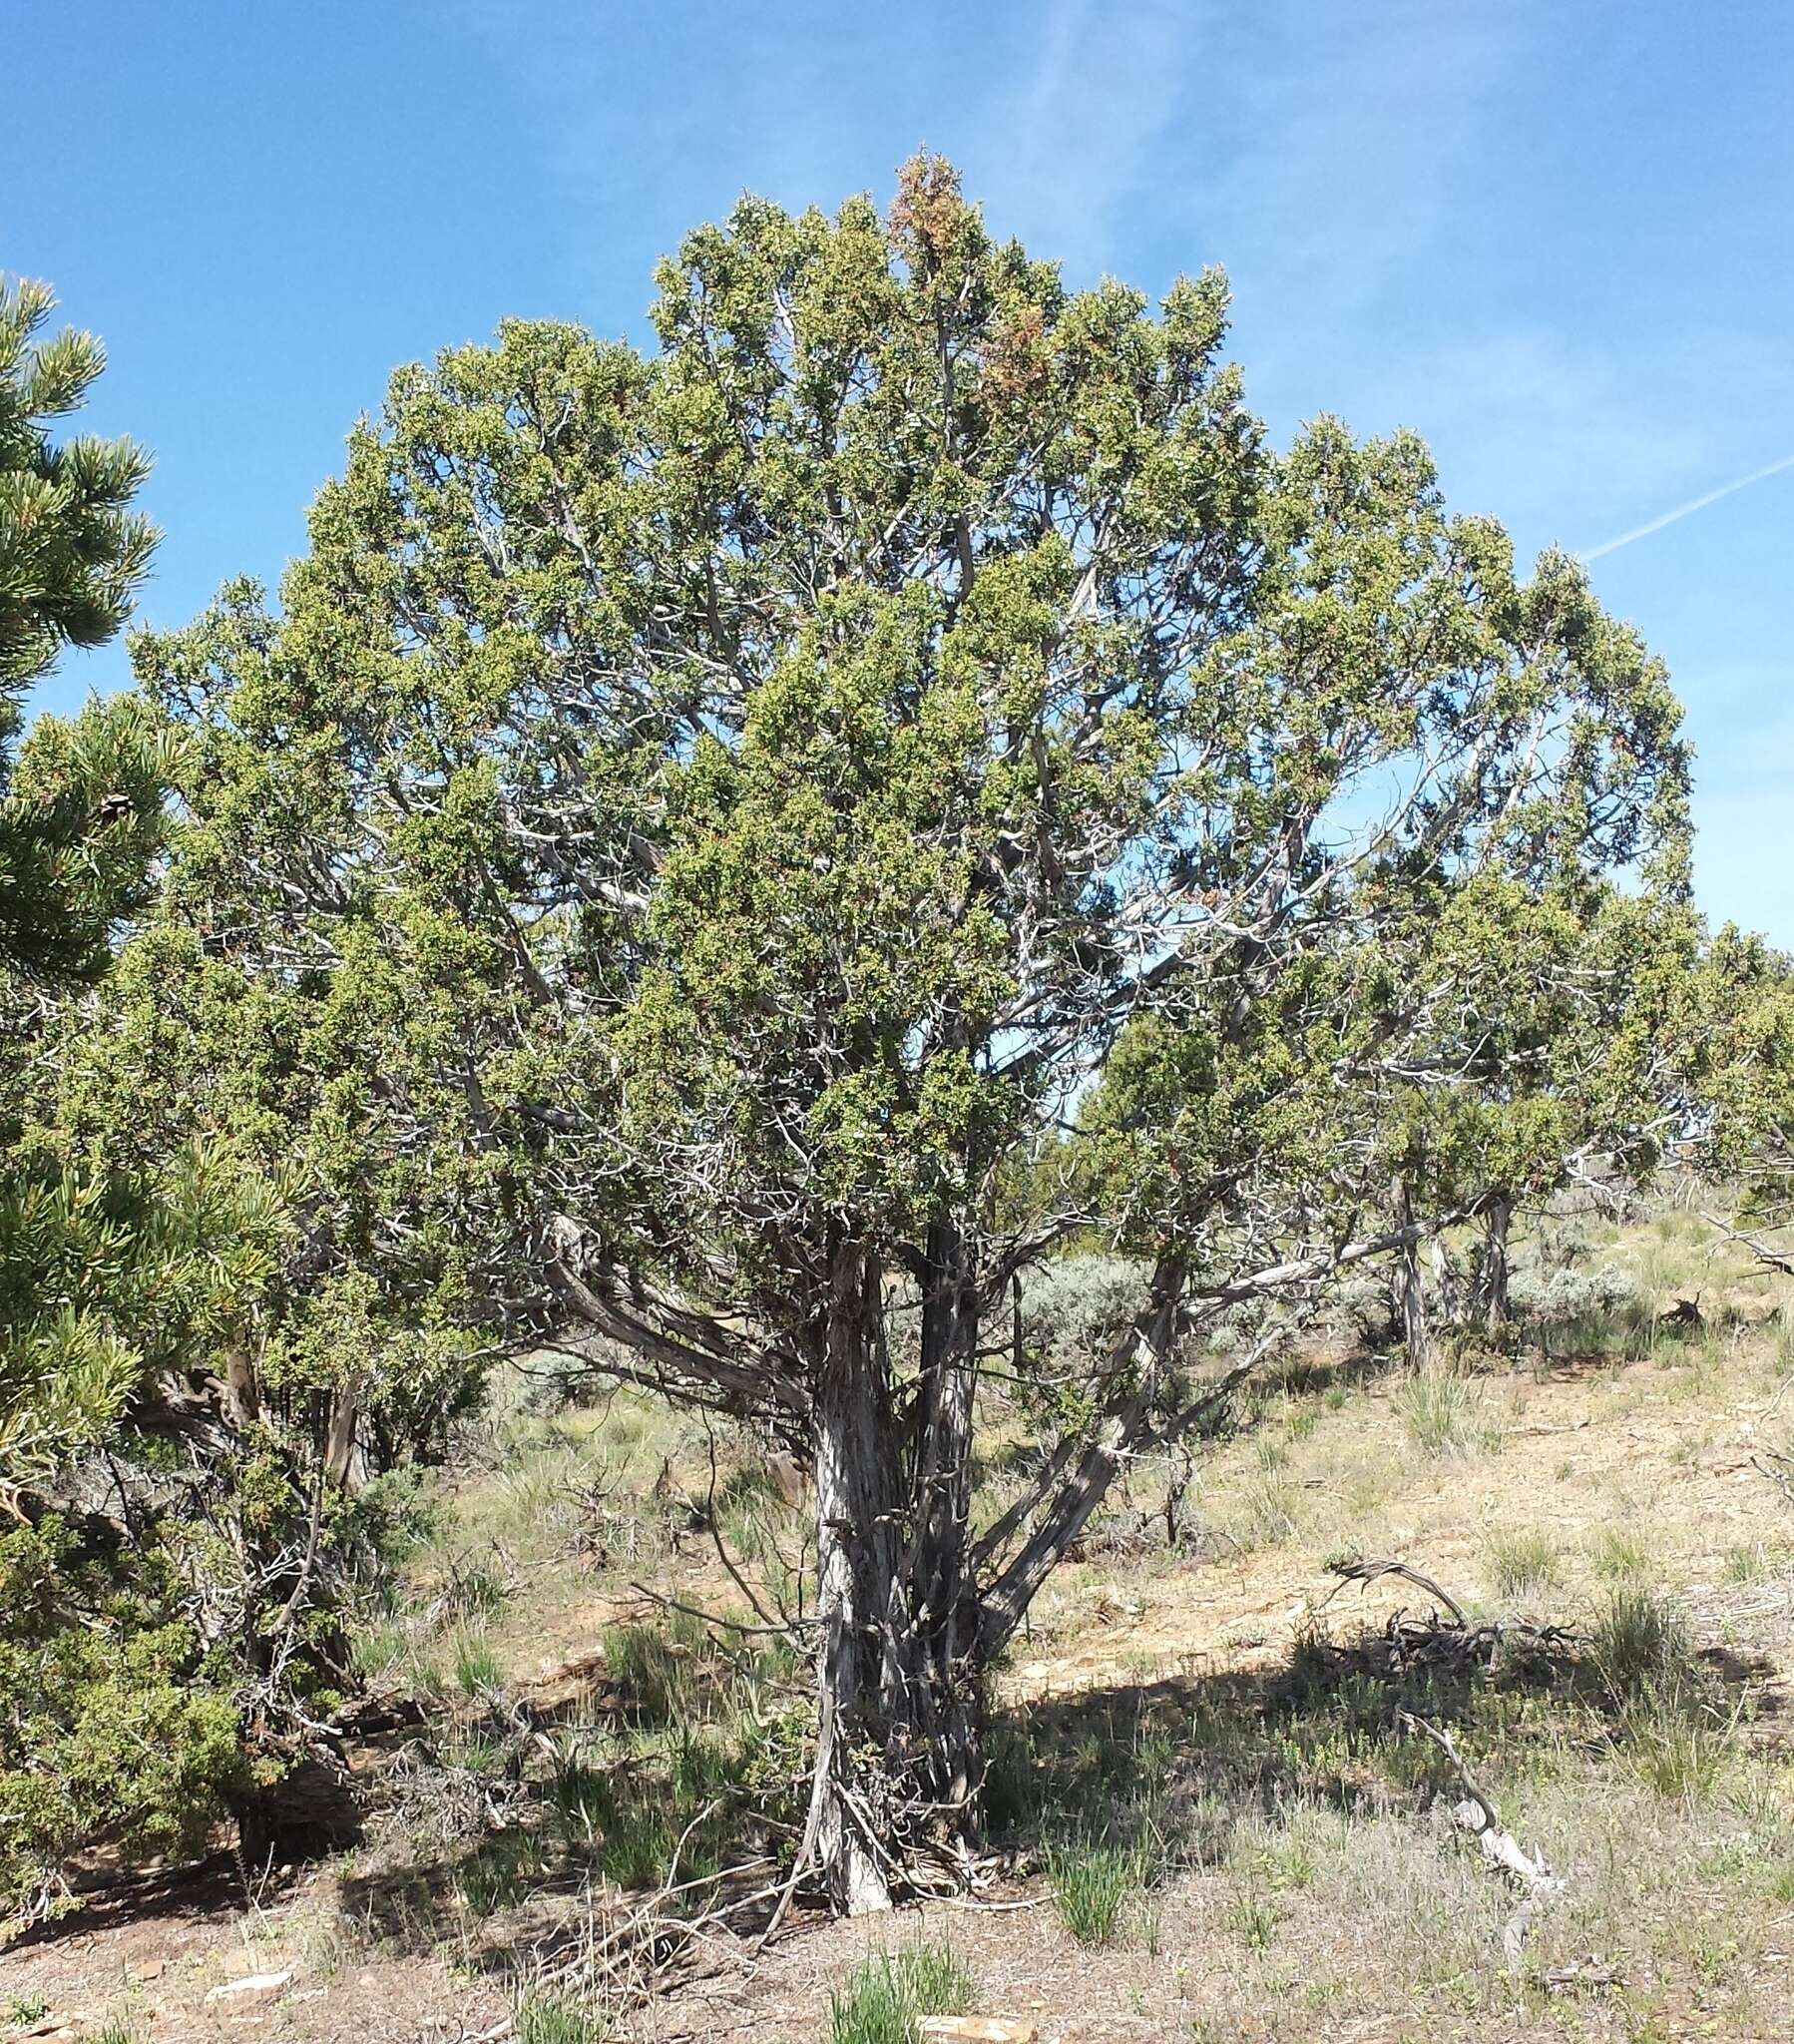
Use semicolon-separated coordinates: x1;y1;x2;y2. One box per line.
1480;1197;1513;1328
1391;1177;1429;1369
803;1235;978;1912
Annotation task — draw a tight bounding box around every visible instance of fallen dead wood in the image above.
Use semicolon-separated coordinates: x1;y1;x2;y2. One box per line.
1400;1711;1564;1967
1326;1555;1470;1624
1544;1956;1623;1994
1752;1448;1794;1508
1322;1557;1579;1678
919;2021;1040;2043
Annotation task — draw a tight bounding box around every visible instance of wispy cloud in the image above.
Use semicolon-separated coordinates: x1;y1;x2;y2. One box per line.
1347;328;1713;549
975;0;1199;274
1206;0;1526;349
1580;451;1794;561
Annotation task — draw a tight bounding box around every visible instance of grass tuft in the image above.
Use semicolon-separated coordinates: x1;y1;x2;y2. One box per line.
1485;1529;1562;1600
451;1627;504;1697
514;1988;607;2044
1591;1585;1692;1702
603;1621;691;1725
826;1939;975;2044
1047;1835;1150;1946
1393;1368;1504;1459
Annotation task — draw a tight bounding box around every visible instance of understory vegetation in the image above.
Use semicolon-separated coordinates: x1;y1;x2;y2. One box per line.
5;154;1794;2042
7;1202;1794;2036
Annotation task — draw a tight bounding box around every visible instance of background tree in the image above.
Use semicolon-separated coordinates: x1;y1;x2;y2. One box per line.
0;269;173;1493
1684;928;1794;1273
1348;874;1700;1352
135;161;1688;1912
0;280;319;1927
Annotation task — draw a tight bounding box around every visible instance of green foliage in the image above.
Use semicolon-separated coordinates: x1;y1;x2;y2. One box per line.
0;1517;246;1929
0;274;155;704
0;278;317;1930
0;163;1723;1915
826;1940;975;2044
0;1142;283;1498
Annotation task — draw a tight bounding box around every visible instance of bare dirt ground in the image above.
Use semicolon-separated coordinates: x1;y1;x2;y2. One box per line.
9;1240;1794;2044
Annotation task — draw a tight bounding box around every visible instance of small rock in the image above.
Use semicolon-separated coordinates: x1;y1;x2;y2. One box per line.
918;2021;1039;2043
204;1969;293;2006
127;1957;166;1982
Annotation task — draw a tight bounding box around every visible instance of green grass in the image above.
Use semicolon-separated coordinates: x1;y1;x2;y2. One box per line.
550;1757;616;1838
1724;1540;1791;1584
1615;1700;1735;1803
457;1831;551;1914
443;1560;511;1624
1587;1523;1653;1581
826;1940;975;2044
514;1988;607;2044
597;1804;683;1889
1588;1584;1735;1803
1222;1879;1284;1951
349;1616;408;1681
603;1621;692;1724
1225;1470;1300;1550
1046;1835;1150;1946
451;1627;504;1696
1393;1368;1504;1459
1592;1585;1693;1702
1485;1529;1562;1600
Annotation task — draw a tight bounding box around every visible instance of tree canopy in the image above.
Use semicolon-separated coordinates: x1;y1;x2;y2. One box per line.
116;160;1693;1910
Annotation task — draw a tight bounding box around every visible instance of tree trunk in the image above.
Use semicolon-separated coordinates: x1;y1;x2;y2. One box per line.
976;1259;1185;1658
229;1755;359;1876
1481;1197;1513;1329
221;1342;260;1430
1429;1236;1458;1325
805;1233;979;1912
324;1375;365;1489
1392;1176;1429;1371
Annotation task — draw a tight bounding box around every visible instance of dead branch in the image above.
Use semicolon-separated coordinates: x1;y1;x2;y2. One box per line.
1752;1448;1794;1509
1321;1557;1579;1680
1700;1209;1794;1278
1399;1711;1564;1968
1325;1555;1471;1626
628;1581;818;1638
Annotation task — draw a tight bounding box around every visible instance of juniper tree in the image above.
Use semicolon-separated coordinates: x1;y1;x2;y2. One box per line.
1344;874;1699;1346
1684;929;1794;1272
137;161;1687;1910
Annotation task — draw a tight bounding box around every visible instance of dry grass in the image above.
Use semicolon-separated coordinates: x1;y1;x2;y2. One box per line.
10;1206;1794;2044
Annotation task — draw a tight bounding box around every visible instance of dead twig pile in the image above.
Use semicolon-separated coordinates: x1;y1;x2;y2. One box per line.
1322;1556;1578;1677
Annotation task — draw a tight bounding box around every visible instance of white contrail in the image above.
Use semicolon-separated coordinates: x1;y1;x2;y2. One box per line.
1581;451;1794;561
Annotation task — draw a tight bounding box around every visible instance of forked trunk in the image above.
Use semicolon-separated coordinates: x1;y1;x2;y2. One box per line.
324;1374;365;1488
805;1235;978;1913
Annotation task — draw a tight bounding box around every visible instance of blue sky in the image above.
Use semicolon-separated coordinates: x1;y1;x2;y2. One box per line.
7;0;1790;937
